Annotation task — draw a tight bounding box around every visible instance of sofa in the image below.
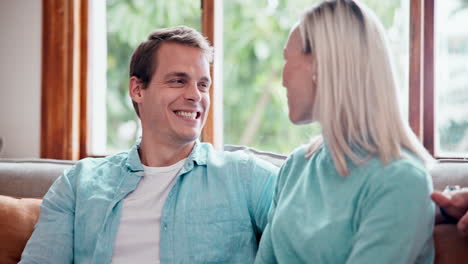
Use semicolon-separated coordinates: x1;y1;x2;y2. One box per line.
1;147;468;264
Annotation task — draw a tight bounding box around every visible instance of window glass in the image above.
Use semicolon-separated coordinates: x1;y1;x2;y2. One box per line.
91;0;201;154
223;0;409;154
435;0;468;156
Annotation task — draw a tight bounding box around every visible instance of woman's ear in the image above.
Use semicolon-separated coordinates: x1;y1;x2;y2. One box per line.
310;55;318;85
129;76;144;103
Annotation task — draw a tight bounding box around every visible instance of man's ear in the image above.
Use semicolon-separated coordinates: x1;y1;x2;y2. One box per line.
129;76;144;103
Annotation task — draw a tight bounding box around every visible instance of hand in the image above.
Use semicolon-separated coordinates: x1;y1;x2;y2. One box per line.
431;188;468;236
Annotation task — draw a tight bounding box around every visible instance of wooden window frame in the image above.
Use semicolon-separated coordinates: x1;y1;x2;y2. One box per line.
41;0;465;160
409;0;466;160
201;0;223;150
40;0;220;160
41;0;88;160
409;0;435;155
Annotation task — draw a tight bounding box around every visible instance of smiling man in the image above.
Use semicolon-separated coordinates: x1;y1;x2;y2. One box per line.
20;26;277;264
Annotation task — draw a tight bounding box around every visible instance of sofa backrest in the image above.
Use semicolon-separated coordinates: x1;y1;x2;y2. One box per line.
430;161;468;190
0;159;74;198
1;149;468;198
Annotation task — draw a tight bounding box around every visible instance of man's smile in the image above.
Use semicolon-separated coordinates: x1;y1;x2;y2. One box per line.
173;110;202;121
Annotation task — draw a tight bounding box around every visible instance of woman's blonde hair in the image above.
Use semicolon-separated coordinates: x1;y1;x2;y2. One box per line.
299;0;433;176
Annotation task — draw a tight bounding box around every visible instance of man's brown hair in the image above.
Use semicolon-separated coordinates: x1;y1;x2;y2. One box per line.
129;26;213;117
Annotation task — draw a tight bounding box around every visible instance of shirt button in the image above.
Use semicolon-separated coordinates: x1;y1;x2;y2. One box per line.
163;224;168;231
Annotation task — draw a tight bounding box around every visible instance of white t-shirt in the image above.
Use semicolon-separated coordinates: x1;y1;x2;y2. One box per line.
111;158;186;264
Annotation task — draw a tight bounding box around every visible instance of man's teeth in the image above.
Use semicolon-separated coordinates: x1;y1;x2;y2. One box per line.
176;111;197;120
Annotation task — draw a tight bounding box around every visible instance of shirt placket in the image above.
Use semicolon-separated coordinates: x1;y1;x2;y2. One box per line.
160;161;195;263
96;170;143;263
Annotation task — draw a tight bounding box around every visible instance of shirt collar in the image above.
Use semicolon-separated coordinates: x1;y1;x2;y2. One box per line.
126;137;144;172
188;139;208;166
125;138;208;173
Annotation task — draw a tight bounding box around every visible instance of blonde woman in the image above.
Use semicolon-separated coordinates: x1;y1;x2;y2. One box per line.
255;0;435;263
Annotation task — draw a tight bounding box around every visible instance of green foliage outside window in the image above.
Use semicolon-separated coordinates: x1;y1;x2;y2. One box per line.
222;0;405;154
106;0;201;152
104;0;430;155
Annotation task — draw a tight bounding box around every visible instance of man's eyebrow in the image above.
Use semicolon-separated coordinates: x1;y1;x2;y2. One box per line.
164;72;190;79
164;72;211;83
200;76;211;82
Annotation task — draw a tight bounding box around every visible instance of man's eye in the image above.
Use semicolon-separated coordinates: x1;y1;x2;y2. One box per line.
169;79;185;87
199;83;210;90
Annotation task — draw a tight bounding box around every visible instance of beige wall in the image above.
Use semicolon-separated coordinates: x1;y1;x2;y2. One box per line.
0;1;42;158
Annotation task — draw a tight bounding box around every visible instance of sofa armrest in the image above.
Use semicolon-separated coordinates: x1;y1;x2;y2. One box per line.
434;224;468;264
0;195;42;264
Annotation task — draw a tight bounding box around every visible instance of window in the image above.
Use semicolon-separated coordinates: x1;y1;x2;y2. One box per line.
89;0;202;154
223;0;409;154
435;0;468;157
362;0;410;118
223;0;320;154
41;0;468;160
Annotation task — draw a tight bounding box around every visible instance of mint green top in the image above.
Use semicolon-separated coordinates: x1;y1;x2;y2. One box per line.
255;144;434;264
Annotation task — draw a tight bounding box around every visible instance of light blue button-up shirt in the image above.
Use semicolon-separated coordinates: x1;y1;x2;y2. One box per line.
20;140;278;264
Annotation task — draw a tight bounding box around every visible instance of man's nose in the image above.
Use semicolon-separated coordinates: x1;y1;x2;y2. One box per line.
184;82;202;102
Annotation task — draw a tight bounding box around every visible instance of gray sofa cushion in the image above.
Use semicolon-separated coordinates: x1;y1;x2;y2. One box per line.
0;159;74;198
0;146;287;198
430;161;468;191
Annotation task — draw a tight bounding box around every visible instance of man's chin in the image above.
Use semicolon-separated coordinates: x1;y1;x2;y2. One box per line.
176;131;201;144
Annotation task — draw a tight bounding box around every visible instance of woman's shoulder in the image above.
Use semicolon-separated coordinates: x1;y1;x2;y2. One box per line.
377;152;427;177
275;145;311;184
278;144;328;181
364;152;432;192
284;143;326;167
289;144;309;160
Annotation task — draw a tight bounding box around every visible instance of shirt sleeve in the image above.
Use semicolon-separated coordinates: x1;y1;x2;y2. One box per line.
255;155;293;264
345;161;435;264
19;167;76;264
247;156;278;235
